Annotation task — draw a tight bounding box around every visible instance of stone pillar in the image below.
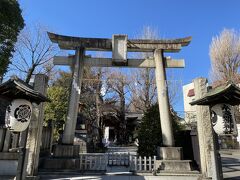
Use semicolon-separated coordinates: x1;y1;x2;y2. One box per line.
193;78;221;179
23;74;48;179
62;48;85;144
154;49;174;147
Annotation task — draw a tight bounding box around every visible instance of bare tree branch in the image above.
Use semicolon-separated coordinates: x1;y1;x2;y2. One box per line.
209;28;240;86
11;24;58;83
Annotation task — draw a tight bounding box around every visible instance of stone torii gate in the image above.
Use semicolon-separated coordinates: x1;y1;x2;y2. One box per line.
48;32;191;151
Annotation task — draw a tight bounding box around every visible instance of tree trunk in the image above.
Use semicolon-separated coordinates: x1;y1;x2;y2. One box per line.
25;65;36;84
119;90;126;144
95;70;104;149
95;86;101;147
144;68;151;110
0;76;3;84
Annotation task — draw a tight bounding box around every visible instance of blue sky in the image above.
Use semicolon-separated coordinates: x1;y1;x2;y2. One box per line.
18;0;240;111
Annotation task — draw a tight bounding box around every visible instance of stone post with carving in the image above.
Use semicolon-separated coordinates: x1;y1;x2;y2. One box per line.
23;74;48;179
193;78;220;179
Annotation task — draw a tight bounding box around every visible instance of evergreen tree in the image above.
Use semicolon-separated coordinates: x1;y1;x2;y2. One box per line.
138;104;162;156
138;104;183;156
0;0;24;80
44;71;71;140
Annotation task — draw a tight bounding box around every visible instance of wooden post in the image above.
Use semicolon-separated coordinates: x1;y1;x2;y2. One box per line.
0;128;5;151
2;130;11;152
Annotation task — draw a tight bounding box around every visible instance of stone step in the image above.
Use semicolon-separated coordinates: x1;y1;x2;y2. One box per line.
39;158;80;170
0;175;15;180
39;174;202;180
107;146;138;153
106;165;130;173
157;160;193;172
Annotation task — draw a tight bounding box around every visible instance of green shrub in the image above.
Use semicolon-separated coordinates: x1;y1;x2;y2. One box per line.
137;103;183;156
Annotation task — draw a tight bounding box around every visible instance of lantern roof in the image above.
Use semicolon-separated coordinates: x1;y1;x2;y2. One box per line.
190;82;240;106
0;77;49;104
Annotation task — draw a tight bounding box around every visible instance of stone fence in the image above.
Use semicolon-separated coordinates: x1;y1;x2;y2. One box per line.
40;152;156;173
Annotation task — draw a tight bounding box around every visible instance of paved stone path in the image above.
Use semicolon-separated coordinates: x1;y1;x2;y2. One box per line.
221;153;240;179
39;175;200;180
2;150;240;179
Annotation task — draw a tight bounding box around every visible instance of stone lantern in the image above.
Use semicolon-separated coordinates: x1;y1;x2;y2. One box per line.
0;77;49;132
190;82;240;180
191;83;239;136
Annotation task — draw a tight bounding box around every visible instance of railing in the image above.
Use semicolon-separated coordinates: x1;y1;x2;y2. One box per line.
79;153;107;171
130;155;156;172
78;153;156;172
108;152;129;166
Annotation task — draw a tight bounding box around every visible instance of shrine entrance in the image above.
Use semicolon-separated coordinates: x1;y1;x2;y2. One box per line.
47;32;192;172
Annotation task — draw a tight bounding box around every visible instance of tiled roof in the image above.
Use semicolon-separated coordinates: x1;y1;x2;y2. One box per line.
190;82;240;106
0;77;49;104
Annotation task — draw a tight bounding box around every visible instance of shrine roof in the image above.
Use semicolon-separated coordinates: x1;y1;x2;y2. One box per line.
48;32;192;52
0;77;49;104
190;83;240;106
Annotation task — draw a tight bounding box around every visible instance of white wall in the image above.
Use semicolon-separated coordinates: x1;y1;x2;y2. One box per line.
182;82;196;123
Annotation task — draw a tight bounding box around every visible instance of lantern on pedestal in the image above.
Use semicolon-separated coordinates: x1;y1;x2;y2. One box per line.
0;77;49;132
191;83;239;136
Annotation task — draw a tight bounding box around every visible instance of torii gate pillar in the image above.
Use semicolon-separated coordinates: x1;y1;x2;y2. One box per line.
154;49;174;147
62;48;85;145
